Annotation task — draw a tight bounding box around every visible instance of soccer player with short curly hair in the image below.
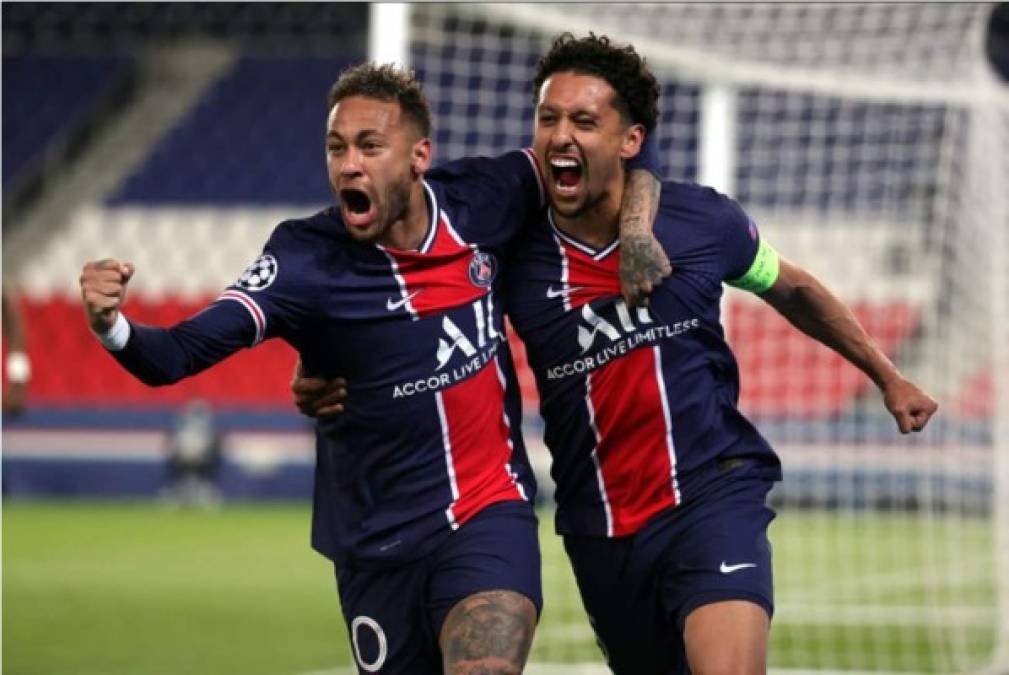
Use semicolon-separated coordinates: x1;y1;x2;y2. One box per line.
532;32;660;136
511;33;937;675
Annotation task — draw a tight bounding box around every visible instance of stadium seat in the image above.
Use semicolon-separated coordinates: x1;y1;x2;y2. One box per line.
728;299;922;416
7;294;921;419
10;295;297;407
2;55;130;189
109;57;357;205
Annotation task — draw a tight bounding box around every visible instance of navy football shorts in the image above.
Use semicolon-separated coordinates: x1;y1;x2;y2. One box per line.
335;500;542;674
563;461;776;675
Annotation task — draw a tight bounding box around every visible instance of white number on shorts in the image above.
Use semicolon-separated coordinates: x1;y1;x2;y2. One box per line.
351;615;388;672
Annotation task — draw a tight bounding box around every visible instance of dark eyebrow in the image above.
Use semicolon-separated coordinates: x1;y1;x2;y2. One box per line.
536;103;598;119
326;129;384;143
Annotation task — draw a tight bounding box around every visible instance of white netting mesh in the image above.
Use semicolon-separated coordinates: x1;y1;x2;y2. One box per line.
525;4;986;81
408;3;1009;672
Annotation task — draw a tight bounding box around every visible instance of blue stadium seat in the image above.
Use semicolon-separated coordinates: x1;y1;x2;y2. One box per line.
2;55;130;189
109;56;359;205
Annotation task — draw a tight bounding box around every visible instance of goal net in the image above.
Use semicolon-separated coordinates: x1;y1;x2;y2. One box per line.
403;4;1009;673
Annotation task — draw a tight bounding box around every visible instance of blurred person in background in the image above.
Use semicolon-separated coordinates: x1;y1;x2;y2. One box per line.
296;33;939;675
3;286;32;416
79;60;666;675
162;399;223;508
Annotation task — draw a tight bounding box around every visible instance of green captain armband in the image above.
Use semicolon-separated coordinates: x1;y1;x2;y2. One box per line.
727;237;780;293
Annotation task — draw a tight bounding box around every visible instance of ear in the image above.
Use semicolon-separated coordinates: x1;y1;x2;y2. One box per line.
411;138;432;177
619;123;645;160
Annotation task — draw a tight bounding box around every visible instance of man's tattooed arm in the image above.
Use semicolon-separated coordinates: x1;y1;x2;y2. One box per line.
619;169;671;306
440;590;537;675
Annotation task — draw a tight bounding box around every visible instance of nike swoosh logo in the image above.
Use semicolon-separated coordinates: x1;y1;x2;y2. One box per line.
546;285;583;299
386;291;420;311
720;561;757;574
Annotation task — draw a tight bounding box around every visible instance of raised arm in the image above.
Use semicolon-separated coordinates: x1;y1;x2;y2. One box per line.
80;258;259;386
758;256;938;433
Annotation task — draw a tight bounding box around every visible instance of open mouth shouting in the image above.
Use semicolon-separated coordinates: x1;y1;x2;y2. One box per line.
339;187;378;230
548;155;584;199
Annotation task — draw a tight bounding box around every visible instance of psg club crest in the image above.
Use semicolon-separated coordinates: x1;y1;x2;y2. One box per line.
236;254;278;291
468;251;497;288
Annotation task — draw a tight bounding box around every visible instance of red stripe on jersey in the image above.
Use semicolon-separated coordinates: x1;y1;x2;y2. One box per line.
588;345;678;536
559;238;621;309
439;357;525;527
385;213;490;318
217;290;266;344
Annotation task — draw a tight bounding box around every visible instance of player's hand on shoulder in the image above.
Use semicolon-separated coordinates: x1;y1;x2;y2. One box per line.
290;357;347;417
619;231;672;307
79;259;135;333
882;376;938;434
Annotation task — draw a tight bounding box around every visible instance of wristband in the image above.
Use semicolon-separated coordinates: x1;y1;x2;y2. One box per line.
95;312;131;351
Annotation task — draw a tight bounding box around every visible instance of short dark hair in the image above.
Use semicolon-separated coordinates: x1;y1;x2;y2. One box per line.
532;33;659;134
328;62;432;138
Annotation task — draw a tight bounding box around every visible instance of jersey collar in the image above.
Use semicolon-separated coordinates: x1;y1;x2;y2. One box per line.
548;209;620;261
417;179;439;254
373;179;439;254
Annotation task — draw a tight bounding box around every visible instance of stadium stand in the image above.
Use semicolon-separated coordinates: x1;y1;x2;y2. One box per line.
5;43;933;435
729;300;921;418
2;4;368;499
1;54;134;210
109;57;352;205
2;55;130;188
1;2;368;51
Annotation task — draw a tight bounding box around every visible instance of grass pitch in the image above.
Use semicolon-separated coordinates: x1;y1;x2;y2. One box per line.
3;502;998;674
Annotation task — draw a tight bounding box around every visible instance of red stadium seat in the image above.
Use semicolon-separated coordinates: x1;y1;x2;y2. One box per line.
15;296;297;406
727;300;921;416
8;296;921;417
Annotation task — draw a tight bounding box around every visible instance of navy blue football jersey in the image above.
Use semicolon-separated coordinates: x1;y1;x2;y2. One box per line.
506;181;782;538
110;150;545;566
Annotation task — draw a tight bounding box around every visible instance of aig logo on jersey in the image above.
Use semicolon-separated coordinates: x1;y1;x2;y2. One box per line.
391;296;503;399
236;254;278;291
468;251;497;288
545;300;702;381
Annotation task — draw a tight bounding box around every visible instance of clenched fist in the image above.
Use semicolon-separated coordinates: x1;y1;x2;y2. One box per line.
881;376;939;434
80;259;135;333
